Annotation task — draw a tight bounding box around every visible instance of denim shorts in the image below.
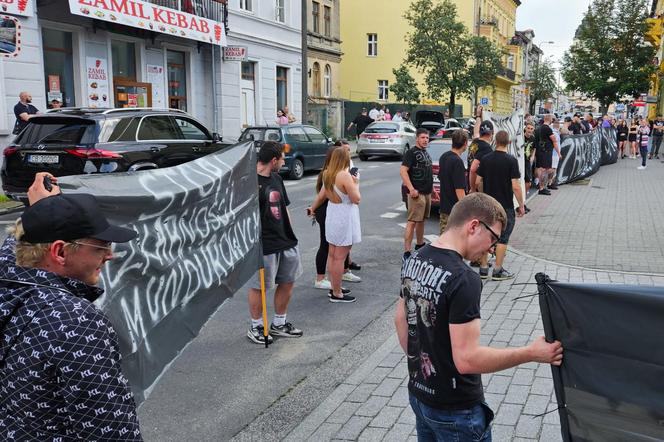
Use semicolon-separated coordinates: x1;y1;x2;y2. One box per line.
409;394;494;442
499;209;515;245
248;246;302;290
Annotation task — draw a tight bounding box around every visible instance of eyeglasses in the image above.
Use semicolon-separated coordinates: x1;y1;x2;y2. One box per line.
479;220;501;248
69;241;114;254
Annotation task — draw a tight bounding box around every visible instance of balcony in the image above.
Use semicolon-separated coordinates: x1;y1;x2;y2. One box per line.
148;0;227;23
499;67;516;82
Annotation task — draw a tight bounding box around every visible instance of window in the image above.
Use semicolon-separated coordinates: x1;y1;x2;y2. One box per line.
98;117;140;142
111;40;136;79
276;0;285;22
324;64;331;98
174;117;210;140
276;67;288;111
303;126;327;142
138;116;180;140
378;80;388;100
367;34;378;57
312;62;321;97
167;50;187;111
241;61;255;81
285;127;309;142
240;0;252;11
323;5;331;37
507;54;514;71
42;29;76;108
312;2;319;33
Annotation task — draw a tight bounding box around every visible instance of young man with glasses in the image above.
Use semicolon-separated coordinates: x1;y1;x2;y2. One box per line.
395;193;563;442
0;173;142;440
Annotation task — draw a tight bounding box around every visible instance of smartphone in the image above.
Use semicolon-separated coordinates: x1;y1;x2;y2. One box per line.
43;175;53;192
350;167;359;176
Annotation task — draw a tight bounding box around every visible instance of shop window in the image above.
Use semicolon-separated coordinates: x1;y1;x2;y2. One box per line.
168;50;187;111
276;66;288;111
42;29;75;108
111;41;136;80
312;62;321;97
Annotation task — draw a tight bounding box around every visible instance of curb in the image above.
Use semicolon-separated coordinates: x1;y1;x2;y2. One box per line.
0;204;23;216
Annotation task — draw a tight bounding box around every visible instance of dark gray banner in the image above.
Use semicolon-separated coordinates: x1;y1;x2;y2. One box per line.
536;273;664;442
58;142;261;403
557;128;617;185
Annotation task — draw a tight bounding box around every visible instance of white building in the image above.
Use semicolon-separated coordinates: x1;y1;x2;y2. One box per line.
0;0;302;148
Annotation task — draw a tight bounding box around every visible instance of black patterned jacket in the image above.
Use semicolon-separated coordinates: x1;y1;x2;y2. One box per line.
0;236;142;441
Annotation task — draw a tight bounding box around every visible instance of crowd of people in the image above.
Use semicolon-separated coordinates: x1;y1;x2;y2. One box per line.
347;104;412;136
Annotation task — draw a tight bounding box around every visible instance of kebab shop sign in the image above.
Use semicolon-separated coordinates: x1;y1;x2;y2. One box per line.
68;0;227;46
0;0;35;17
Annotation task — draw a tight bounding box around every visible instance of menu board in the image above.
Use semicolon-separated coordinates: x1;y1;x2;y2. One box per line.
86;56;110;108
146;64;165;108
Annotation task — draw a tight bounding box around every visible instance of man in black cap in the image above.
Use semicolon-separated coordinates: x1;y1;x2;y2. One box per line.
0;173;142;440
569;113;583;135
468;107;494;194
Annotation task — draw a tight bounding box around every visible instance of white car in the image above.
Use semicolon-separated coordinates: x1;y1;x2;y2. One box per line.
357;121;417;160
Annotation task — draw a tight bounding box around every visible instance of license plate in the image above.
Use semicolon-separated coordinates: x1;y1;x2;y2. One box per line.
28;154;59;164
369;138;385;143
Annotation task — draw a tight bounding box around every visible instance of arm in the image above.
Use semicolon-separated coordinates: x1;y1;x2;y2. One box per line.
449;319;563;374
455;188;466;201
550;134;561;158
18;112;32;122
27;172;60;206
309;186;327;213
400;165;418;198
340;171;361;204
512;178;525;216
469;160;481;193
394;297;408;353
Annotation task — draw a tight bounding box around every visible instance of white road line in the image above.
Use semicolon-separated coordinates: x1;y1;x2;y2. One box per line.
0;220;14;225
398;223;407;229
380;212;400;219
367;165;380;169
383;162;394;166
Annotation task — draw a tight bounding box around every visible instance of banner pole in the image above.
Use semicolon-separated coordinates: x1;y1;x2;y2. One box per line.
259;268;269;349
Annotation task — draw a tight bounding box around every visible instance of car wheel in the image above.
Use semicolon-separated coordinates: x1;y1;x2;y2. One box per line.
289;158;304;180
358;153;369;161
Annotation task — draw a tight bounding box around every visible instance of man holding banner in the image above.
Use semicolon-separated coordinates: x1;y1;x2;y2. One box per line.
247;141;303;345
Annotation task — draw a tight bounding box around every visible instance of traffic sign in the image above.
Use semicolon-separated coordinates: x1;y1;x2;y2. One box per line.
480;97;489;105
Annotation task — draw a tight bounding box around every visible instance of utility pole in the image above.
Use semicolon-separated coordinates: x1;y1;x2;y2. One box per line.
301;0;308;121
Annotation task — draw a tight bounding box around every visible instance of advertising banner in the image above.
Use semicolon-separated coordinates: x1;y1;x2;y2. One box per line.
146;64;165;108
0;0;34;17
68;0;227;46
58;142;262;403
223;45;248;61
536;273;664;442
85;56;110;108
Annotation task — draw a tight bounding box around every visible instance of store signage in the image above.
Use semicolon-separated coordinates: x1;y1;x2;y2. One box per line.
223;46;247;61
146;64;165;108
0;0;35;17
86;56;110;108
0;14;19;58
68;0;227;46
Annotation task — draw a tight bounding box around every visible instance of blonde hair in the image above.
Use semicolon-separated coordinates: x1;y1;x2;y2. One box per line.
447;193;507;230
8;219;79;268
321;147;350;191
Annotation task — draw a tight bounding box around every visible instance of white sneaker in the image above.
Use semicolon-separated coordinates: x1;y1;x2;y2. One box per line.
342;271;362;283
314;279;332;290
637;165;647;170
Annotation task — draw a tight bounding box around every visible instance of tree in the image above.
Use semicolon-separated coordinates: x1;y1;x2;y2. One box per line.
529;58;558;114
389;64;421;109
562;0;655;111
403;0;502;116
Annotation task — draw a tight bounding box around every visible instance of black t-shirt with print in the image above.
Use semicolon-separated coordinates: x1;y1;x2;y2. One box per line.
402;147;433;194
568;122;582;135
400;246;484;410
537;124;554;152
477;150;520;210
258;173;298;255
653;120;664;138
353;114;374;136
467;138;493;168
438;150;466;215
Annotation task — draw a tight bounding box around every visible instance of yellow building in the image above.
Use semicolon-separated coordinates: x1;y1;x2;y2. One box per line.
339;0;521;116
646;0;664;118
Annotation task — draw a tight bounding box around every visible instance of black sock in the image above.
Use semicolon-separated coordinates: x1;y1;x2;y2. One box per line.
415;243;426;250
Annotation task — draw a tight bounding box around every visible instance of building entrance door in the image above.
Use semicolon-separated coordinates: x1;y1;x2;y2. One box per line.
114;78;152;108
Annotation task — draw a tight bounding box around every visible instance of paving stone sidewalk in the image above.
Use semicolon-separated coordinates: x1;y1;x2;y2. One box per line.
287;251;664;442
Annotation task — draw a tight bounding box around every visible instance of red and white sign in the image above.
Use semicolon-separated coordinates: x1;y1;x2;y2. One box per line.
68;0;227;46
86;56;110;108
0;0;34;17
223;46;247;61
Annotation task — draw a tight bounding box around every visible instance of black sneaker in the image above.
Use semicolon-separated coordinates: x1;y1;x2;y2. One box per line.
548;184;559;190
538;189;551;195
492;268;515;281
270;322;303;338
247;325;274;345
328;288;352;297
402;251;412;264
470;260;492;268
524;205;531;214
329;294;357;303
349;261;362;271
479;268;489;279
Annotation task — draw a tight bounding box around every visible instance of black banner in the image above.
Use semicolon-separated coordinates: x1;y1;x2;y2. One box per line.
536;273;664;442
556;128;617;185
58;142;261;403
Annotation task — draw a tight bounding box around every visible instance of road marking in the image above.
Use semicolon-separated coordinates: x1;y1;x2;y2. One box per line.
383;162;395;166
380;212;400;219
367;165;380;169
398;223;407;229
0;220;14;225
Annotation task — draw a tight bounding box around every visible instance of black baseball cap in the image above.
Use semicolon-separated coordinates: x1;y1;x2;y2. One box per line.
574;112;582;118
479;120;494;135
21;194;137;244
564;116;572;122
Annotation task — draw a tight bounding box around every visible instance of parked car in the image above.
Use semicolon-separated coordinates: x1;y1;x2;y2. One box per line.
432;118;465;139
2;107;230;202
356;121;417;161
239;124;333;179
400;139;468;210
414;110;445;137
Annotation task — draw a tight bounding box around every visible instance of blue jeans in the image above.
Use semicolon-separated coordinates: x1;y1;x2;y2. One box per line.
641;146;648;166
409;394;494;441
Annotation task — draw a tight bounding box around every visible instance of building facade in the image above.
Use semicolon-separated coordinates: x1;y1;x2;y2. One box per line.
646;0;664;119
511;29;543;113
306;0;343;137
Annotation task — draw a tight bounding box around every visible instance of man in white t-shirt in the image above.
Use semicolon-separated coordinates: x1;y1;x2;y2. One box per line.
368;105;379;121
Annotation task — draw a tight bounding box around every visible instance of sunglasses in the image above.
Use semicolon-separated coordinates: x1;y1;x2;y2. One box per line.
69;241;114;254
479;220;501;248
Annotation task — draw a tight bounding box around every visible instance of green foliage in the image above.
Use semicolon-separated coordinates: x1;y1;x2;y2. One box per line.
529;59;558;114
390;64;421;105
403;0;502;115
562;0;655;108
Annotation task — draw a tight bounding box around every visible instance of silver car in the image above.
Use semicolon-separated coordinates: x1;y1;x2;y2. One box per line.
356;121;417;160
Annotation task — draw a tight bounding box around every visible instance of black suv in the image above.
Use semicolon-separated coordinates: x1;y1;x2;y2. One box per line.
2;108;230;201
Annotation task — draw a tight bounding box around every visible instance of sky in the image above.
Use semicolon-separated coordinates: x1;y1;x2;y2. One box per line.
516;0;593;68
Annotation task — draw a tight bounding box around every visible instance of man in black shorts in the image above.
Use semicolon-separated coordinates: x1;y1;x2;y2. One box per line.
532;114;559;196
477;130;525;280
395;193;563;441
438;130;468;234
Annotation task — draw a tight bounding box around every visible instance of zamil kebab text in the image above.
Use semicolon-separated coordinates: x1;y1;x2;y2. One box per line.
70;0;226;45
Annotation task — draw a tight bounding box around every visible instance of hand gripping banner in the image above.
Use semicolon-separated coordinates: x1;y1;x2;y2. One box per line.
536;273;664;441
58;142;261;403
